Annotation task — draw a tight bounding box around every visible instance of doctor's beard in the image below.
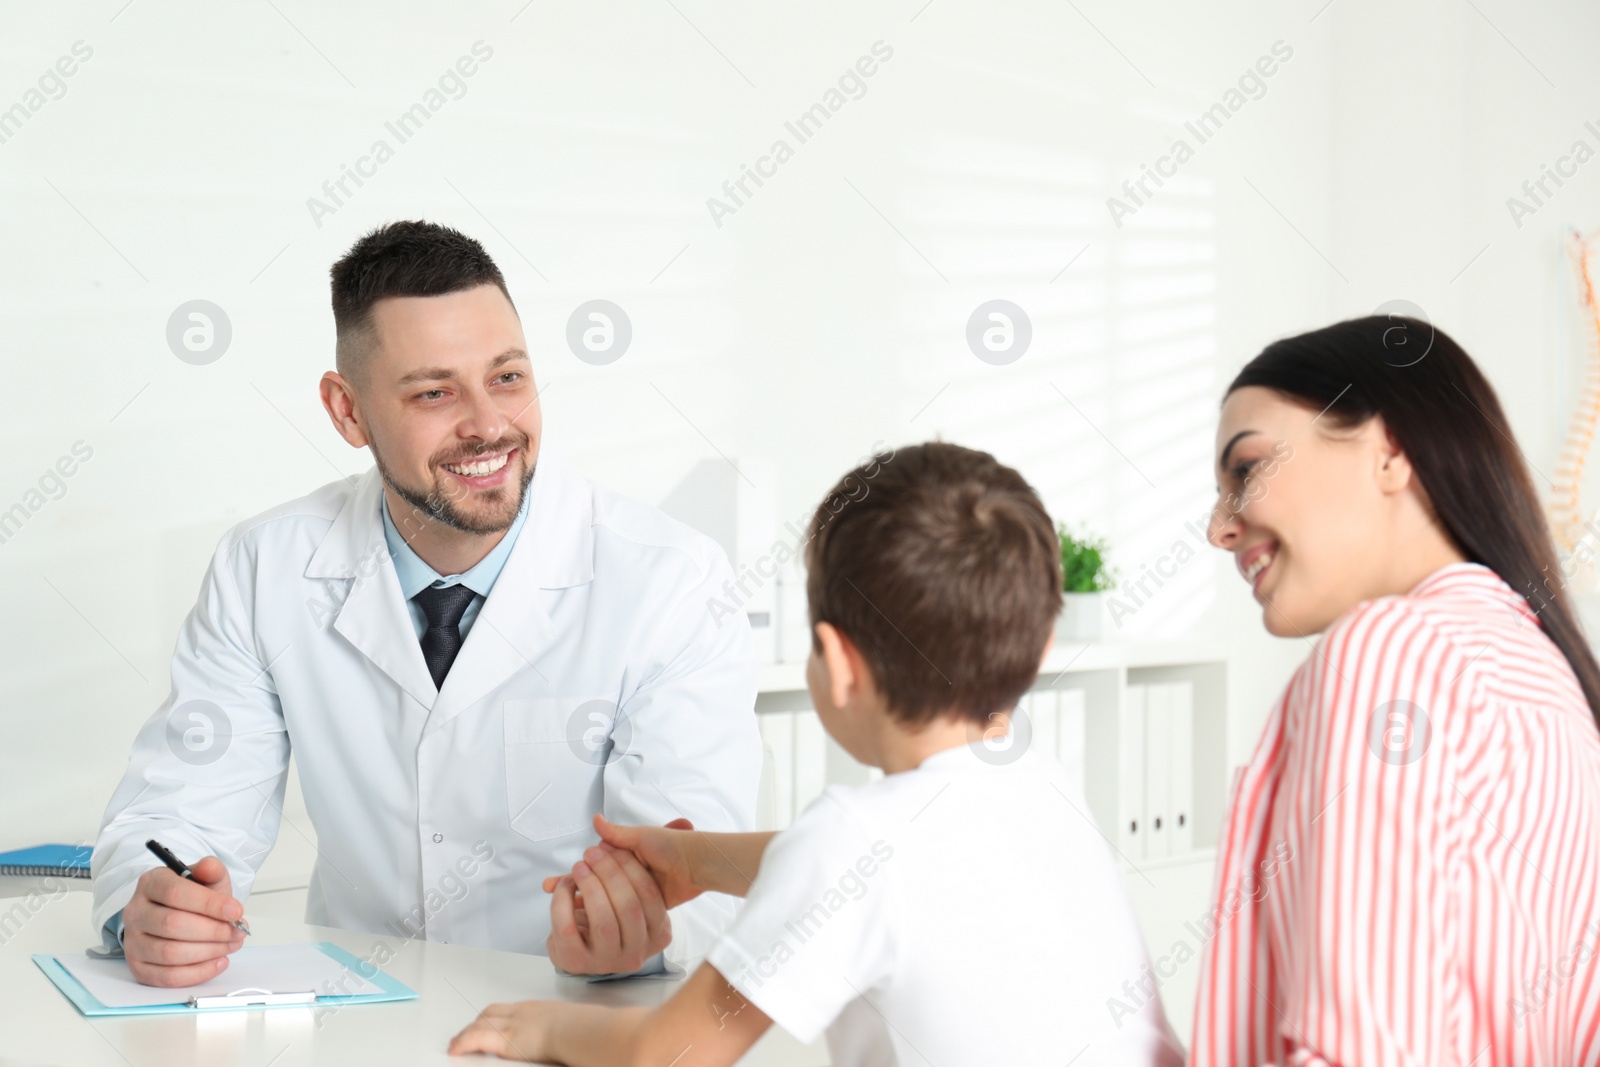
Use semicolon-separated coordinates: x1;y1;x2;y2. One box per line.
372;433;535;536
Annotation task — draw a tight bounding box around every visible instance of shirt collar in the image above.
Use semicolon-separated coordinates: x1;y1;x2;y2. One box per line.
380;486;532;602
915;740;993;774
1408;560;1538;622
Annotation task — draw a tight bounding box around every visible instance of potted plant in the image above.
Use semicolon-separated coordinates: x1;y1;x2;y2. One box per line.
1056;523;1114;642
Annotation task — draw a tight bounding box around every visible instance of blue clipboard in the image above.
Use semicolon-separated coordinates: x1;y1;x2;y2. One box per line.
33;941;418;1016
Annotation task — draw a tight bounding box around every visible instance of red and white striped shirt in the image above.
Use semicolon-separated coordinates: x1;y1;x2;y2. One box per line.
1192;562;1600;1067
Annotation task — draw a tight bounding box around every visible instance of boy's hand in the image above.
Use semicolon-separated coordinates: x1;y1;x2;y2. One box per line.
448;969;771;1063
122;856;246;987
543;814;702;909
448;999;556;1060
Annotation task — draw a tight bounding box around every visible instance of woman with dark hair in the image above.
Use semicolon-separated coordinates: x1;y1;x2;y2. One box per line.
1191;316;1600;1066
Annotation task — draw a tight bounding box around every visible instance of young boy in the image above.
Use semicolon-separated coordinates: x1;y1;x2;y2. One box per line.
449;442;1183;1065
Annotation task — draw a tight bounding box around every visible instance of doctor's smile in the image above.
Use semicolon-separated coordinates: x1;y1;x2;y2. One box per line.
441;447;514;484
384;431;534;538
421;437;529;509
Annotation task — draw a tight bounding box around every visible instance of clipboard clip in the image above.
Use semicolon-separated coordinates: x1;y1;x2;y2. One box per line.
188;987;318;1009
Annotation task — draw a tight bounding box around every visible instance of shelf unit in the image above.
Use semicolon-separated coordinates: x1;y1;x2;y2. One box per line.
753;640;1229;866
249;641;1229;893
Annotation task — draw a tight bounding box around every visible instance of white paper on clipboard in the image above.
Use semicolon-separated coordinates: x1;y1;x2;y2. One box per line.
55;943;384;1008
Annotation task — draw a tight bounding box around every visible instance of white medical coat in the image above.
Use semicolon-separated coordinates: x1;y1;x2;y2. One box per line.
91;448;761;963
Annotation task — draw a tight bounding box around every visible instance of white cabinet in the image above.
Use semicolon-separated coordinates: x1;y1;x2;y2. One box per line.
752;642;1227;870
1082;656;1226;868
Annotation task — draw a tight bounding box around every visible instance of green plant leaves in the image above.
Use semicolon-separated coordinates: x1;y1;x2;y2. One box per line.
1057;522;1114;593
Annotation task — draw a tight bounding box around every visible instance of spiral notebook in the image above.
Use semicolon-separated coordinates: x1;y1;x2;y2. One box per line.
0;844;92;879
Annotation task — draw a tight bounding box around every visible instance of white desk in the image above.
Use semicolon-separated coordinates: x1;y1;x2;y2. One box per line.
0;883;826;1066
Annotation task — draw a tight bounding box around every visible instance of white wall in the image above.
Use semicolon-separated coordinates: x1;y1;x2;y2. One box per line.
0;0;1328;842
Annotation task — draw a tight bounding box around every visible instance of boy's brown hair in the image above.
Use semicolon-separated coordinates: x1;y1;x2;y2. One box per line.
804;442;1062;726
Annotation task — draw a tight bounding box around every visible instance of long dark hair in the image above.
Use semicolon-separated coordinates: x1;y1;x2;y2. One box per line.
1229;315;1600;726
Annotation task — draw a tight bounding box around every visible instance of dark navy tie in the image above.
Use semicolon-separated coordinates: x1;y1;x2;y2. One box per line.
414;583;477;690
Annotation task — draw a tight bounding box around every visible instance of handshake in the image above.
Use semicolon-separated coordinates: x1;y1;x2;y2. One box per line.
541;814;766;976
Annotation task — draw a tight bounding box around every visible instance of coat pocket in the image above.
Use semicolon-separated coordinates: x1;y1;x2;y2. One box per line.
503;698;609;842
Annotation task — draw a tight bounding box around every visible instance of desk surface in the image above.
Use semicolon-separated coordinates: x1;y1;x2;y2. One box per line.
0;882;824;1067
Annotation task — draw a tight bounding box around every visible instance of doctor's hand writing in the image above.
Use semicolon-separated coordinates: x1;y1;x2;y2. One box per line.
123;856;246;987
542;814;696;974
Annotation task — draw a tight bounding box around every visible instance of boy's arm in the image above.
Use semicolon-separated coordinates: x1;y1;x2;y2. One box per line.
676;826;775;899
544;815;777;903
593;543;762;967
448;961;771;1065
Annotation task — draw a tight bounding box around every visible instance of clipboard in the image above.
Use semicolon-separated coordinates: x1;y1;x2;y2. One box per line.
33;941;418;1017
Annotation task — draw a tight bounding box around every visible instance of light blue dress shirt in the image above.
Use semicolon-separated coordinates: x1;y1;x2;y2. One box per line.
381;487;532;642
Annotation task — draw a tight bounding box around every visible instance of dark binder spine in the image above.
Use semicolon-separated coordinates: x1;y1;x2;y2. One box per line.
0;865;91;878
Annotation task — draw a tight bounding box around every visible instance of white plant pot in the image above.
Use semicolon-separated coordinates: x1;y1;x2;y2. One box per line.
1056;592;1105;643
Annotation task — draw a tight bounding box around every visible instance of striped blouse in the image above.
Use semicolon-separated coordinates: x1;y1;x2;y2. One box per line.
1192;562;1600;1066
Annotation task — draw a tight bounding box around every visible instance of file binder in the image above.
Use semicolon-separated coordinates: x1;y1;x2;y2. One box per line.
1118;684;1146;859
1169;681;1195;853
1144;684;1172;860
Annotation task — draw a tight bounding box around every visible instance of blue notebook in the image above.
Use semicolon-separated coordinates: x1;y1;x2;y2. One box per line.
0;844;92;879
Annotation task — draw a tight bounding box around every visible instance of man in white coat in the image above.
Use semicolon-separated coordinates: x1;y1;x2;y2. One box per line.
91;221;762;986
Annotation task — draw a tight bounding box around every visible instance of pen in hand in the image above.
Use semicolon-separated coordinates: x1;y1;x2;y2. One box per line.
145;839;251;937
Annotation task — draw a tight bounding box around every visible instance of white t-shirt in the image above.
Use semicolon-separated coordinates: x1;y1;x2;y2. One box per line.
706;744;1184;1066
